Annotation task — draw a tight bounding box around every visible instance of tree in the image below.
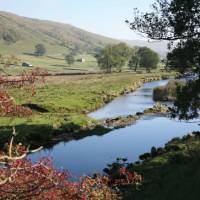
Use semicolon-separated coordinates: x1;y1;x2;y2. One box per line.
96;43;132;73
95;45;114;73
126;0;200;119
65;54;75;66
35;44;46;56
128;50;140;72
113;43;133;72
138;47;160;72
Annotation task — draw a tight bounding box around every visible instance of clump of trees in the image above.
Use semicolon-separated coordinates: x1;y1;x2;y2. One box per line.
0;29;21;44
35;44;46;56
137;47;160;72
126;0;200;120
65;53;75;66
95;43;132;73
128;50;140;72
129;47;160;72
96;43;160;73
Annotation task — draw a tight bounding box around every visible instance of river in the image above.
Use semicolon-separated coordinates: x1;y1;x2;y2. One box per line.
30;80;199;177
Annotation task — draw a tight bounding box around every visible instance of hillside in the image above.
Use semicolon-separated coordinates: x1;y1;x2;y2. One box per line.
0;11;118;55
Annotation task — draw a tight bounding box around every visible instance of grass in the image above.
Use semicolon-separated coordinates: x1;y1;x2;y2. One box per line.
18;54;99;73
1;52;168;76
123;132;200;200
0;72;174;147
0;53;99;75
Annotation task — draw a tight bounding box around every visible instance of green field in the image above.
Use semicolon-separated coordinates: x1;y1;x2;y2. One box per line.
0;72;174;148
0;53;99;74
19;54;99;73
1;52;167;76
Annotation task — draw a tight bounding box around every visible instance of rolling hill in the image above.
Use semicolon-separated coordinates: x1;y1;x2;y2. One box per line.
0;11;169;74
0;11;118;55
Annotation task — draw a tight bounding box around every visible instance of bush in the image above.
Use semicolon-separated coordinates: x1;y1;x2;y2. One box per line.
151;146;157;157
161;75;169;80
1;29;21;44
165;144;181;152
153;80;185;101
139;153;151;160
169;153;189;164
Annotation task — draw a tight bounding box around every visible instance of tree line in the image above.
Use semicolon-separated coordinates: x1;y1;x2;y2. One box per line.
33;42;160;72
95;43;160;73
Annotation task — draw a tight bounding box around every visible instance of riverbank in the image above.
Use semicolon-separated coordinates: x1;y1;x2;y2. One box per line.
113;131;200;200
101;103;170;129
153;79;186;101
0;72;174;148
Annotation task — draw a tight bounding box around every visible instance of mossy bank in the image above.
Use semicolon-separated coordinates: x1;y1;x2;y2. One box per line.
118;131;200;200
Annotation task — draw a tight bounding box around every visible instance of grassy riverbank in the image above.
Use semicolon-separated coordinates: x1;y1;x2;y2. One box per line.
121;131;200;200
0;72;174;148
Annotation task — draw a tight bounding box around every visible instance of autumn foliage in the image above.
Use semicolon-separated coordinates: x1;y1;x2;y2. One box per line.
0;68;46;117
0;135;118;199
0;133;143;199
0;156;118;199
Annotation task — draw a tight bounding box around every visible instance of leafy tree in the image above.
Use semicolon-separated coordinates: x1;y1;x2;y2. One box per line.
126;0;200;119
138;47;160;72
113;43;133;72
65;54;75;66
95;45;113;73
35;44;46;56
96;43;132;73
128;50;140;72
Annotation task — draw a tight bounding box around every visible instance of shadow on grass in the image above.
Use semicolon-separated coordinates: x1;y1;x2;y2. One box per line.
23;52;36;56
0;123;111;150
0;124;53;149
22;103;49;113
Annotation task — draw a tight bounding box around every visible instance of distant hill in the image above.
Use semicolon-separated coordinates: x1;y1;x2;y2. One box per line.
0;11;118;55
126;40;169;58
0;11;170;58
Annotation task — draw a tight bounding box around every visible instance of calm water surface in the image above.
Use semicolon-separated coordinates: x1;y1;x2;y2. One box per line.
88;80;169;119
30;80;199;177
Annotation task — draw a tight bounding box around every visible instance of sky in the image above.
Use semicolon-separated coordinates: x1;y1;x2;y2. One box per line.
0;0;155;40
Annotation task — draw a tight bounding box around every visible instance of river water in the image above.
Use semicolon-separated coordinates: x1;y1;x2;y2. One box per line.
30;80;199;177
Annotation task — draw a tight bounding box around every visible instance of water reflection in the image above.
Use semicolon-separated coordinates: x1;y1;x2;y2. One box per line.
30;80;199;176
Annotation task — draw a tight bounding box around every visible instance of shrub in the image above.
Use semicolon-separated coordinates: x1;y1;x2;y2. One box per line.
151;146;157;157
1;29;21;44
139;153;151;160
0;135;119;200
153;80;185;101
165;144;181;152
169;153;189;164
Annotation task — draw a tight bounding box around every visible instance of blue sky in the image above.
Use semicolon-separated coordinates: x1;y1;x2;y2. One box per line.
0;0;155;40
